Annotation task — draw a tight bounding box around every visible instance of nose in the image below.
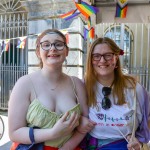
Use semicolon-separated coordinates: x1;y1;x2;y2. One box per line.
99;55;106;62
49;43;56;51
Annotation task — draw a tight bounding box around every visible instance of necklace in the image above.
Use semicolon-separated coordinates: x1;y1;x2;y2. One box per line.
40;70;61;91
50;83;59;91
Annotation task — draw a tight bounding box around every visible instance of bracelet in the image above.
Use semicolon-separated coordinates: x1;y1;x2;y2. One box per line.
29;127;35;144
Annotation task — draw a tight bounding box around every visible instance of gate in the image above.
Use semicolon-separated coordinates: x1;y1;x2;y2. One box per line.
0;0;28;109
96;23;150;92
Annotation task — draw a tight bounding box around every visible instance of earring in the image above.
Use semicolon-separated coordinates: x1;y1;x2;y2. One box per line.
65;58;67;69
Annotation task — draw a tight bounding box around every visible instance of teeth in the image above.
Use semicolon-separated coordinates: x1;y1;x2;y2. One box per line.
99;66;107;68
50;54;58;57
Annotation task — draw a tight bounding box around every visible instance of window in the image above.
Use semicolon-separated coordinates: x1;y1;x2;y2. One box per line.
105;24;133;68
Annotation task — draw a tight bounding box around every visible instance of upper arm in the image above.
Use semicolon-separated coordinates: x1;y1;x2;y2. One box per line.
147;92;150;128
73;77;88;117
8;75;31;135
136;83;150;127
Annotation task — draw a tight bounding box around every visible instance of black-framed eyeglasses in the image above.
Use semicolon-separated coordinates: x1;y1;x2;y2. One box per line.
102;87;111;110
40;41;66;51
92;53;114;61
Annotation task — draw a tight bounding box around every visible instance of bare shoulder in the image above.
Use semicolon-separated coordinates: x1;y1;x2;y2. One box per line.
11;71;39;94
15;71;39;84
70;76;87;100
14;74;31;88
70;76;88;116
70;76;85;88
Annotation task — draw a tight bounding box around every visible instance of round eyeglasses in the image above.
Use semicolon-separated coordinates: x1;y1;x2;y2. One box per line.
92;53;114;61
40;41;66;51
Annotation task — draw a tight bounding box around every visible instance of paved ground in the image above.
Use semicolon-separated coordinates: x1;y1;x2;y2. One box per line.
0;110;12;150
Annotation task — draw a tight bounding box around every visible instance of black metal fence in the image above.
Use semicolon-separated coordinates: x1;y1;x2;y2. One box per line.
0;65;28;109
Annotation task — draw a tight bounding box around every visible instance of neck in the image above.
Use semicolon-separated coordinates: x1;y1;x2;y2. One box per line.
41;67;63;82
97;75;114;87
40;67;64;91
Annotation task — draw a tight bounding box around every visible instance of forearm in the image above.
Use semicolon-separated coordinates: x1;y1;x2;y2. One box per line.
9;127;58;144
60;130;86;150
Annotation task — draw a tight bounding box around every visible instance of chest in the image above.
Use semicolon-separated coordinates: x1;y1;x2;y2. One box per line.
92;89;135;124
32;88;77;114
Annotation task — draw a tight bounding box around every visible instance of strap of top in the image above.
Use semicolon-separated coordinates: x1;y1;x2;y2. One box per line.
70;76;79;103
28;75;37;99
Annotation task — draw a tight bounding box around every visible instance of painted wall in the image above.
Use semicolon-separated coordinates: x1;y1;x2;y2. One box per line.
96;5;150;23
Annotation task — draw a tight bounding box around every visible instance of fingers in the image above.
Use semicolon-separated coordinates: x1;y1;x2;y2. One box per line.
89;119;97;125
126;134;131;142
61;112;79;128
127;141;142;150
127;135;142;150
67;112;79;128
89;120;97;126
60;111;70;122
77;118;96;134
86;120;96;130
85;124;94;132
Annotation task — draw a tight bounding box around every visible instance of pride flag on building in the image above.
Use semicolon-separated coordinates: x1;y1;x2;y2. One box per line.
75;1;99;19
84;27;95;40
115;0;128;18
60;9;80;20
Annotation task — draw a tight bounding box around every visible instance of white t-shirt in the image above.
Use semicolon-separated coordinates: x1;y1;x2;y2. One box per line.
89;82;143;140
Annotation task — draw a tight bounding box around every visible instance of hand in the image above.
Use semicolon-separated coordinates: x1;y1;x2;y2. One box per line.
52;111;79;139
77;116;96;134
127;135;142;150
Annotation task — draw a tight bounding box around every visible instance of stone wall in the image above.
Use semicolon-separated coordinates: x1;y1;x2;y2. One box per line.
23;0;87;79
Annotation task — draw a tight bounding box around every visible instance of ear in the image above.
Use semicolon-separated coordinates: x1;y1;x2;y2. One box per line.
36;49;41;59
115;55;119;61
65;48;69;57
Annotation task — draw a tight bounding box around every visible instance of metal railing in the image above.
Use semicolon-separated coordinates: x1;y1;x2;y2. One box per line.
0;65;28;109
129;67;150;92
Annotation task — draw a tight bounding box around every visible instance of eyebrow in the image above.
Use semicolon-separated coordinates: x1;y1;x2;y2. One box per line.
92;52;114;55
40;40;65;43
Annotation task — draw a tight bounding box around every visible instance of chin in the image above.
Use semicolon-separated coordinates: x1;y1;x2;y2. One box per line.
98;71;113;77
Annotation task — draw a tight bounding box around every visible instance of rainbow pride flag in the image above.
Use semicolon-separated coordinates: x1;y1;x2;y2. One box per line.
60;0;98;22
115;3;128;18
89;27;94;39
87;17;91;29
2;39;10;52
84;27;95;40
17;37;26;49
75;1;99;19
60;9;80;20
0;39;10;57
117;0;128;8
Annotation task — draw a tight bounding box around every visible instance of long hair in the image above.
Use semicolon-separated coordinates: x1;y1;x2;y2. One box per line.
36;29;68;68
85;37;136;107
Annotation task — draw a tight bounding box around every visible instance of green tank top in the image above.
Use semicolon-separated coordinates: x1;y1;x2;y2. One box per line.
26;76;81;148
